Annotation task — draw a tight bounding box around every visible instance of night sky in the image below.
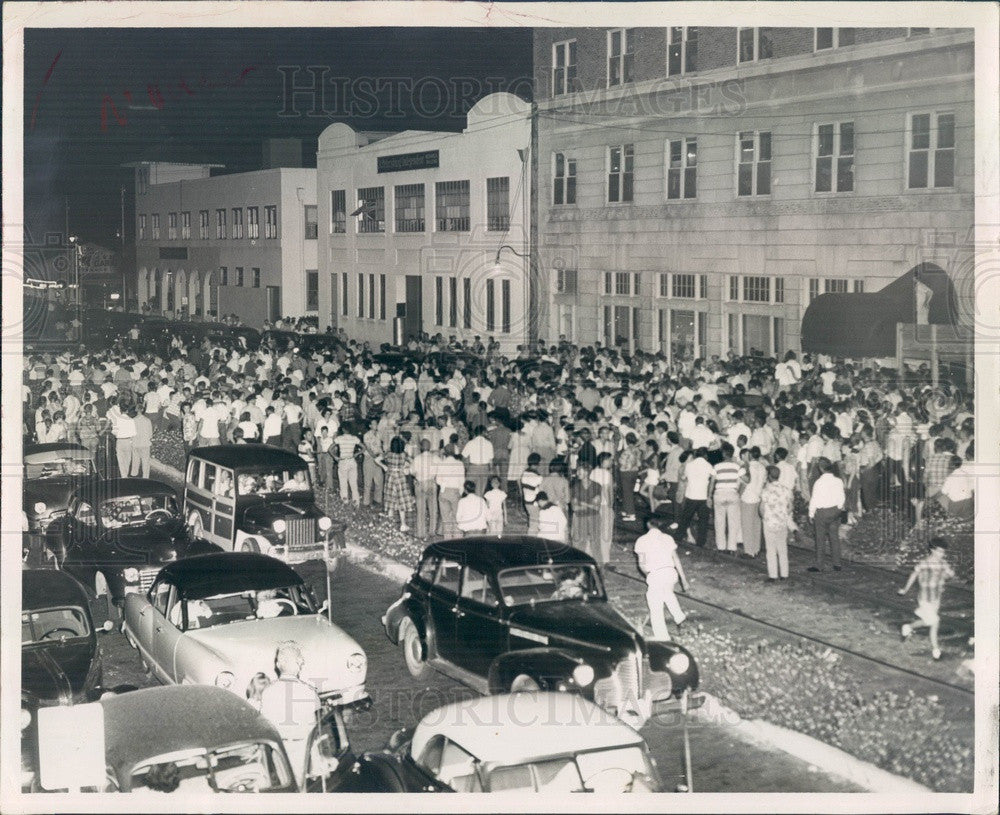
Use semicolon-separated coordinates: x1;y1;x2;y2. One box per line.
23;27;533;249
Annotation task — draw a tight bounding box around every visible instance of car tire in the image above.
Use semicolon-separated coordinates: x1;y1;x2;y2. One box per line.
510;674;541;693
240;537;261;553
400;619;428;679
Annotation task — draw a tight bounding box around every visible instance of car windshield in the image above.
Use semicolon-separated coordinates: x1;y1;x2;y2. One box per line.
496;565;602;606
130;742;293;793
100;494;178;528
237;467;311;497
22;607;90;644
25;458;95;479
487;745;657;793
177;585;316;631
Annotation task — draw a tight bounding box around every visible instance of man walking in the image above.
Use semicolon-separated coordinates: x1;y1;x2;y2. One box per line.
898;537;955;660
677;448;714;547
634;517;689;640
131;409;153;478
808;457;845;572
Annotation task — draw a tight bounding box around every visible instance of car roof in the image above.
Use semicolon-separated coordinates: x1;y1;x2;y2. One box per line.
409;693;643;767
189;443;306;470
158;552;304;600
422;536;596;572
74;478;176;502
102;686;283;778
22;569;90;611
24;443;92;462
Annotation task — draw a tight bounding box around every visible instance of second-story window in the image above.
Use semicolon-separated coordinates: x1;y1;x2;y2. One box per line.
356;187;385;233
168;212;177;240
265;205;278;239
304;205;317;239
247;207;260;240
487;177;510;231
607;28;635;87
608;144;634;203
199;210;209;239
435;180;470;232
394;183;425;232
815;28;856;50
216;209;226;239
236;266;244;287
667;138;697;199
138;214;146;240
737;131;772;197
738;27;773;63
553;153;577;205
667;27;698;76
252;267;261;288
181;211;191;239
552;39;577;95
815;122;855;193
231;208;243;239
908;111;955;189
331;190;346;234
151;214;160;240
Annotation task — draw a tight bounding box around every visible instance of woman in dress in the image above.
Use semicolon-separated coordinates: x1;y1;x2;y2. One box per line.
382;435;415;533
591;451;615;565
570;461;602;563
506;418;533;488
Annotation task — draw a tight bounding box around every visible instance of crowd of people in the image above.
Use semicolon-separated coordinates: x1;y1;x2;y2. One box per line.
23;324;976;585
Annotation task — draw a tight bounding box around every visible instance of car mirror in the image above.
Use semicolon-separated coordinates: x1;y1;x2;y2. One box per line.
100;620;114;633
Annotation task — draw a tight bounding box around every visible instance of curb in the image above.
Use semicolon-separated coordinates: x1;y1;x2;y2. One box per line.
150;457;184;482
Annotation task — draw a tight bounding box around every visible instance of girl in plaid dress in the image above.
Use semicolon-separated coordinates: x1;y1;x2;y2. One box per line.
383;436;415;532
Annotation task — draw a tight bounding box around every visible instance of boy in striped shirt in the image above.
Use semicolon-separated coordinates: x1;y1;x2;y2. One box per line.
712;443;743;552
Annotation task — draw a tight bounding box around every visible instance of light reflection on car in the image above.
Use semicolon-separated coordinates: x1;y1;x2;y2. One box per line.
497;564;602;605
99;493;179;529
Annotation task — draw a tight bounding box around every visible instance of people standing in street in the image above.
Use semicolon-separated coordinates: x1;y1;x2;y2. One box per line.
436;449;465;537
484;475;508;535
455;480;489;536
111;403;136;479
536;491;569;543
570;461;602;562
760;465;795;581
617;432;643;523
361;419;385;507
898;537;955;661
258;641;320;788
634;516;689;641
519;453;544;536
410;438;440;540
382;436;414;533
462;425;495;497
739;446;766;558
131;409;153;478
711;442;742;553
591;451;615;566
332;424;362;505
808;457;846;572
676;448;713;548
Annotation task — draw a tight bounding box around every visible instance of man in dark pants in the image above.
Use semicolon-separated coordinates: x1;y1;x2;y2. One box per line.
676;447;714;548
808;457;846;572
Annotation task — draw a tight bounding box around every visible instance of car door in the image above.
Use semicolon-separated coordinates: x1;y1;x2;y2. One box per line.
427;558;462;663
453;565;507;677
149;581;182;683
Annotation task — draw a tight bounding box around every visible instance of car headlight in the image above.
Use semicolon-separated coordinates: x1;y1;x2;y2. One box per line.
123;567;140;583
215;671;235;689
272;519;287;534
318;516;332;532
668;652;690;674
572;664;594;686
20;708;31;731
33;502;47;514
346;652;366;673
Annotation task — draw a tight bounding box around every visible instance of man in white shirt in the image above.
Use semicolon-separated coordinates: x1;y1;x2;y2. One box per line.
410;439;440;539
435;452;466;537
258;641;320;787
462;427;495;496
634;516;689;640
113;406;137;478
455;481;489;536
808;458;846;572
725;411;752;450
536;492;568;543
688;417;716;451
677;448;714;547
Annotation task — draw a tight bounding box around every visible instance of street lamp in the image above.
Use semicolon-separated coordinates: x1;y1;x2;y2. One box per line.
68;236;80;308
491;243;529;277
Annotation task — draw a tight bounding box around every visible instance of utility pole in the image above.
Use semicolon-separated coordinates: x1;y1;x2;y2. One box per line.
528;100;539;348
120;185;128;310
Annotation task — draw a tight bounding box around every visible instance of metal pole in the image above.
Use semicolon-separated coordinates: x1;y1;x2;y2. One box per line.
681;688;693;793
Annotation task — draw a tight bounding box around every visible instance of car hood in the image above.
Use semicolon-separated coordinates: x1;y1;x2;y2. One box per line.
22;641;96;704
105;523;190;560
243;501;323;525
24;479;85;511
508;602;639;658
186;615;365;693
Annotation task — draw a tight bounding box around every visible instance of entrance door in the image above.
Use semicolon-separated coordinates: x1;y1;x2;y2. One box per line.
404;275;422;342
742;314;770;356
266;286;282;323
670;309;696;362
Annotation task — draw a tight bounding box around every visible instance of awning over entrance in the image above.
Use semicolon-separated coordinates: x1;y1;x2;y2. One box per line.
800;264;958;357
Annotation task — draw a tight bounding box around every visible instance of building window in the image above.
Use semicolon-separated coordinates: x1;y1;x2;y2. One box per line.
436;180;470;232
168;212;178;240
775;277;785;303
738;27;772;62
137;168;149;195
304;205;317;239
220;266;228;287
608;144;634;203
235;267;244;287
815;122;855;193
743;276;771;302
553;153;577;205
667;138;697;199
825;278;848;294
331;190;346;234
556;267;578;294
265;205;278;239
216;209;226;239
908;111;955;189
463;278;472;329
809;278;819;302
672;273;697;299
138;214;146;240
181;211;191;239
729;275;739;301
247;207;260;240
604;271;640;296
357;273;365;318
486;278;496;331
342;272;348;316
356;187;386;233
306;270;319;311
737;131;772;196
815;28;856;50
379;274;386;320
699;274;708;299
607;28;635;87
232;208;243;239
151;214;160;240
436;276;444;325
449;277;458;327
552;39;577;96
487;177;510;232
251;267;260;288
394;183;425;233
853;279;865;294
199;210;209;239
501;279;511;334
368;273;375;319
667;26;697;76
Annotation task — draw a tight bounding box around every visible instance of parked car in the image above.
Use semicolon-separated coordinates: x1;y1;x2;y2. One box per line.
45;478;220;621
376;692;663;793
383;537;700;727
182;444;342;569
122;551;369;710
23;442;99;533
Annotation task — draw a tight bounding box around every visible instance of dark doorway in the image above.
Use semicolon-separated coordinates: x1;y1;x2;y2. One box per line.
404;275;422;342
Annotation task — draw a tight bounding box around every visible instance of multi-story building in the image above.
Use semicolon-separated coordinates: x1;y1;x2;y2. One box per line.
533;27;974;360
316;93;531;351
130;162;318;326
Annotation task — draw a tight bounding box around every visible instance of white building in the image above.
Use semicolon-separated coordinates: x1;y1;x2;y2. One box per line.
316;93;532;351
131;162;318;326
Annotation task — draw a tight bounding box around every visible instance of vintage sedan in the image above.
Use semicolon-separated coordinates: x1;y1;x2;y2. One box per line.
377;692;662;793
46;478;220;621
23;442;99;533
383;537;700;726
122;552;369;710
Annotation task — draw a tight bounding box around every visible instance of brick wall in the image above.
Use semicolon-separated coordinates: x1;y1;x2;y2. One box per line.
769;28;815;58
697;28;737;72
